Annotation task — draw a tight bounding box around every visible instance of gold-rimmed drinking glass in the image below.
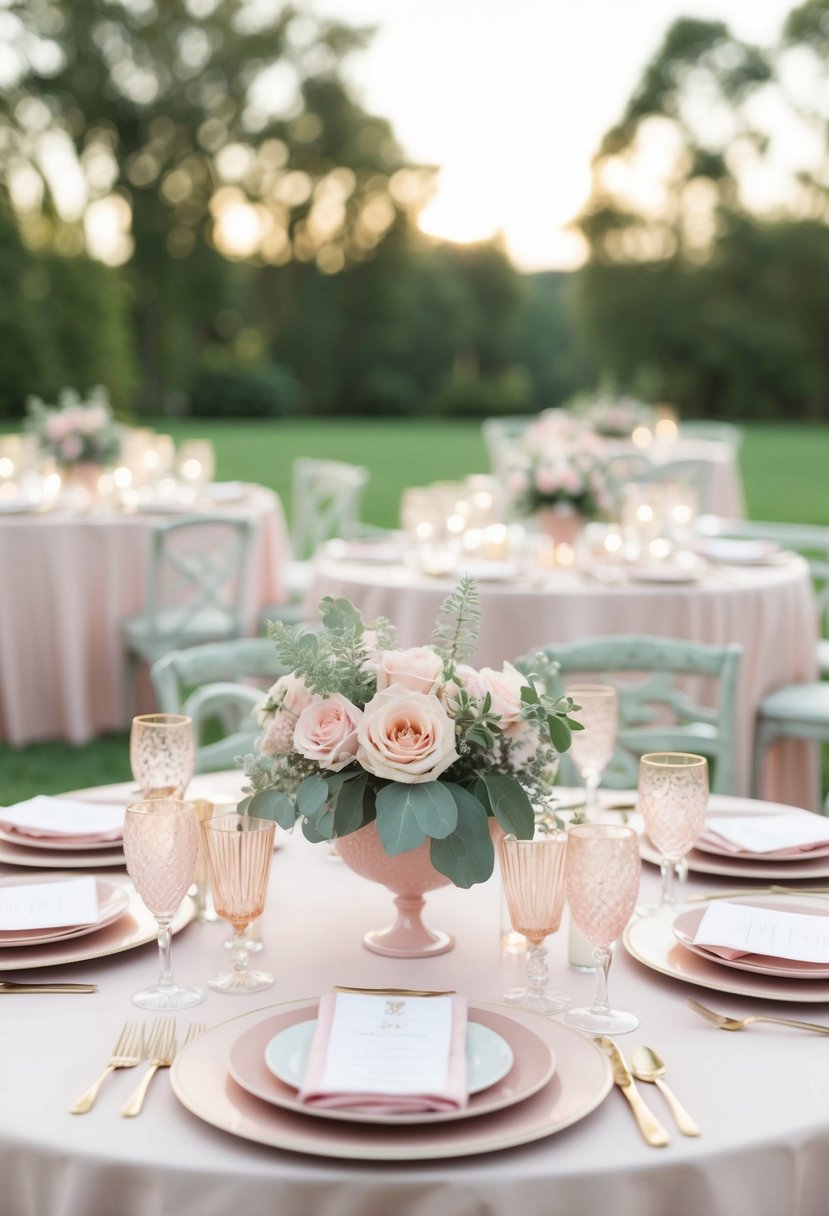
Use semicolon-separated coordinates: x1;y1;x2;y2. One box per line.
123;799;204;1010
564;823;640;1034
130;713;195;798
567;684;618;819
497;832;569;1015
638;752;709;909
202;814;276;994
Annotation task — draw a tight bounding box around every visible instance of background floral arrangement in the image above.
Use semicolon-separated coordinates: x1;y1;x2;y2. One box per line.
241;579;580;888
503;408;616;519
25;386;122;467
575;393;655;438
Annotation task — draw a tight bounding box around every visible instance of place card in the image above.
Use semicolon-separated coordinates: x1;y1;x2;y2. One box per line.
699;813;829;855
319;993;454;1096
694;901;829;963
0;796;125;839
0;877;101;930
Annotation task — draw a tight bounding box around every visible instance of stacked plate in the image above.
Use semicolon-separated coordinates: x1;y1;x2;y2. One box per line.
171;997;614;1160
0;796;126;869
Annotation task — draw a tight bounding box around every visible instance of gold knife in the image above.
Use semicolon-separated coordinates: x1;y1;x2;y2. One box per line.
594;1036;670;1147
0;981;97;994
333;986;455;997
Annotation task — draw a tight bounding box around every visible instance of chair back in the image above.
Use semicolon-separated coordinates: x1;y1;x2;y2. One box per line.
482;416;534;474
629;457;715;511
151;638;289;772
678;420;744;448
515;634;743;794
291;458;370;561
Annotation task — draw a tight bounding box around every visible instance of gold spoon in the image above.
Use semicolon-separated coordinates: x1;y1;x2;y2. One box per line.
630;1046;700;1137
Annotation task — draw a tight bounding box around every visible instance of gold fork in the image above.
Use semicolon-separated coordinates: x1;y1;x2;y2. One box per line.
120;1018;177;1118
686;997;829;1035
70;1022;145;1114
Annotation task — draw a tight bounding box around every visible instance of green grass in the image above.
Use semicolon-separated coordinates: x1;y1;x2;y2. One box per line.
2;417;827;803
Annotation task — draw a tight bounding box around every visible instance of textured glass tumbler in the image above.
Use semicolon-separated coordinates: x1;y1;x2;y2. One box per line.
498;833;569;1015
130;714;195;799
638;752;709;910
564;823;640;1034
203;814;276;994
567;684;618;820
123;799;204;1011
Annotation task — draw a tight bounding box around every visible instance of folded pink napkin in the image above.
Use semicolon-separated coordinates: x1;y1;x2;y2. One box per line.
698;828;829;857
298;992;469;1114
2;825;122;846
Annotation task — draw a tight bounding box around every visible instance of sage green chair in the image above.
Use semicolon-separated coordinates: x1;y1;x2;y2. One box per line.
482;416;534;474
753;683;829;804
151;638;289;772
678;420;744;448
122;515;257;713
515;635;743;794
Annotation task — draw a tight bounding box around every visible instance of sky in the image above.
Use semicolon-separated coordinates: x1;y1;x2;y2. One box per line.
305;0;796;270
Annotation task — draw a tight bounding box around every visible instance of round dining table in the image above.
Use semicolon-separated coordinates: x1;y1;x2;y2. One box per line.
308;550;820;813
0;484;288;746
2;772;829;1216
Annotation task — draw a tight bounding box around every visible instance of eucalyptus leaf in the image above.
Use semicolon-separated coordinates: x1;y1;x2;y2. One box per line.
302;812;334;844
374;784;428;855
296;774;329;818
429;790;495;888
248;788;297;830
546;713;574;752
333;772;369;837
320;596;364;635
475;773;534;838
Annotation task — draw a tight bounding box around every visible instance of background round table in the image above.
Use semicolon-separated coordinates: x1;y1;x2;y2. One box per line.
0;484;287;746
1;772;829;1216
309;552;820;811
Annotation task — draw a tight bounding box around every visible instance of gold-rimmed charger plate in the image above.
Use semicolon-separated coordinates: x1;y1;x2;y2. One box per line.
171;998;612;1161
0;873;195;970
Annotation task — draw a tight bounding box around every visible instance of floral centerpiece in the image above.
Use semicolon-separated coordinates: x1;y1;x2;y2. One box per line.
575;393;655;439
25;386;122;468
503;409;616;521
241;578;580;890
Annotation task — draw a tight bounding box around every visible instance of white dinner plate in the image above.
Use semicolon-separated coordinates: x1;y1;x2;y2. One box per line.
264;1016;513;1098
0;825;123;852
689;537;780;565
0;499;36;515
623;896;829;1002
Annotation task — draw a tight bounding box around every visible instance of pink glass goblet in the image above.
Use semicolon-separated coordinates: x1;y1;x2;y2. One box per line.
498;832;570;1015
130;713;195;799
202;814;276;994
638;752;709;909
564;823;640;1034
567;684;618;820
123;799;204;1011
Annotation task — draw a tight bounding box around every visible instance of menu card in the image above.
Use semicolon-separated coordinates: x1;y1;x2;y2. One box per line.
299;992;469;1113
698;812;829;855
694;901;829;962
0;877;101;930
0;796;125;839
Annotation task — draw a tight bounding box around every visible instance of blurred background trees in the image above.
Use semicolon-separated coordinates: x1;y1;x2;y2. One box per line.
2;0;829;421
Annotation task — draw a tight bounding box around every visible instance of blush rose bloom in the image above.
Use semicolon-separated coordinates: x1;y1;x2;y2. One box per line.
257;673;314;756
293;694;362;772
375;646;444;696
357;684;459;783
477;661;527;735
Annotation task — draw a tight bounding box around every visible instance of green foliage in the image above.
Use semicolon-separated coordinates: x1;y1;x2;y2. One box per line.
474;773;535;838
189;363;302;419
431;576;481;668
430;787;495;888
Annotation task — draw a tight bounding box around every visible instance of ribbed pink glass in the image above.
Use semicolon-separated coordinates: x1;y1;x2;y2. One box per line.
130;714;195;798
498;833;569;1014
203;814;276;994
567;684;618;819
564;823;640;1034
123;799;203;1010
639;752;709;908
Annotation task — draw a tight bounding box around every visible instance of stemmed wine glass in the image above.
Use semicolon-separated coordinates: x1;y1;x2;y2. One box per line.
123;799;205;1010
638;752;709;910
202;813;276;993
564;822;641;1034
498;832;570;1015
567;685;618;819
130;714;195;798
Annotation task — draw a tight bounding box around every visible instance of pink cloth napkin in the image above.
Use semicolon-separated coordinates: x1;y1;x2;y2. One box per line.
1;825;122;845
298;992;469;1114
698;828;829;857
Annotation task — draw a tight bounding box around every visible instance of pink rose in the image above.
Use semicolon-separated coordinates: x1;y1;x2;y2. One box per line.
61;435;83;461
477;661;527;734
293;694;362;772
375;646;444;696
440;663;485;709
256;672;314;756
357;684;459;784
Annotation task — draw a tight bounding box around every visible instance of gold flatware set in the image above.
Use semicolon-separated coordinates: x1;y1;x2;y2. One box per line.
70;1019;206;1115
595;1036;699;1147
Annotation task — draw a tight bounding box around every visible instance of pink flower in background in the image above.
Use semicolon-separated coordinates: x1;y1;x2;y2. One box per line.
256;672;315;755
61;435;83;461
357;685;458;783
294;694;362;771
375;646;444;696
477;661;527;734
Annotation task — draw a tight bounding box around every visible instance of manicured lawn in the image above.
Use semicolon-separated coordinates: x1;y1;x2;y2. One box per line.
2;417;827;802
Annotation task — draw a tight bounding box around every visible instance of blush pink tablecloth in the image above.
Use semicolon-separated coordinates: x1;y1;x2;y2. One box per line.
309;553;820;811
0;485;287;746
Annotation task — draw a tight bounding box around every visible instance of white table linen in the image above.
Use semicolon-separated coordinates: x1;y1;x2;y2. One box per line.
0;485;288;746
309;553;820;811
2;773;829;1216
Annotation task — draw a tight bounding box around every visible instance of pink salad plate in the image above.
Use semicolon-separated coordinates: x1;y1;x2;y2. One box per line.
227;1002;555;1126
672;899;829;980
0;875;130;947
0;837;125;869
0;874;195;970
171;998;613;1162
623;894;829;1003
0;825;124;852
